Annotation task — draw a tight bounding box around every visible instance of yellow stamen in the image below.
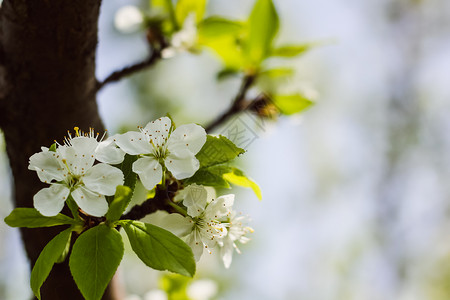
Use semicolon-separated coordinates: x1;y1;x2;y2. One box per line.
74;127;80;136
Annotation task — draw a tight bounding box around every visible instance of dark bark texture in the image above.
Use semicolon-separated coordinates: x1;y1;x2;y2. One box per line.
0;1;118;299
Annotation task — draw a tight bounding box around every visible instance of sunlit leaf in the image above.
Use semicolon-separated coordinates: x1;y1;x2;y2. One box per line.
223;168;262;200
243;0;279;66
175;0;207;25
273;94;314;115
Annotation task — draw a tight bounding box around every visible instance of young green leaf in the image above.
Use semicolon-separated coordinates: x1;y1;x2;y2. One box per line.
105;186;133;223
69;225;124;300
273;94;314;115
196;135;245;168
260;67;294;79
223;168;262;200
184;165;232;188
244;0;279;65
198;17;243;39
4;208;78;228
30;228;72;300
121;220;196;277
175;0;207;25
48;143;57;152
270;44;313;57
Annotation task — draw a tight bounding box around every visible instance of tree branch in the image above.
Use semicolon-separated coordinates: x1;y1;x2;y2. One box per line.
96;49;162;91
205;74;255;132
121;180;180;221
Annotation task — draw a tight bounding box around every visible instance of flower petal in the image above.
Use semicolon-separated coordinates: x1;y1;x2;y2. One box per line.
165;151;199;180
220;239;234;269
33;184;70;216
167;123;206;155
185;230;205;261
142;117;171;148
160;213;194;237
29;150;65;183
132;157;162;190
72;186;108;217
115;131;151;155
181;184;207;218
95;135;125;164
83;163;124;196
206;194;234;219
68;136;97;169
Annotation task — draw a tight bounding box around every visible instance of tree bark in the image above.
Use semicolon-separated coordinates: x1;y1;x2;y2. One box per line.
0;1;118;299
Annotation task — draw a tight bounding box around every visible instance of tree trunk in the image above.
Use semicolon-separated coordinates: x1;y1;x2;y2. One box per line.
0;1;118;299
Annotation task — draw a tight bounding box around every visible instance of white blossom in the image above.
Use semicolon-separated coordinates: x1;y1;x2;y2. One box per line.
219;212;253;268
115;117;206;190
28;128;124;217
114;5;143;34
161;14;198;58
161;185;234;261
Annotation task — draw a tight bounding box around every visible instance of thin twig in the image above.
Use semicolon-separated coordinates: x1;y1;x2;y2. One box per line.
96;49;162;92
204;74;255;132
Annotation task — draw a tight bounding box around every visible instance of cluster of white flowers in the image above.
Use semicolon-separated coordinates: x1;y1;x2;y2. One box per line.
28;117;252;268
161;184;253;268
29;128;125;217
29;117;206;217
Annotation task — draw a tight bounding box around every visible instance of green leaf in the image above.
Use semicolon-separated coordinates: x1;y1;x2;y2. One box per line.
117;154;138;191
31;228;72;300
67;196;80;220
223;168;262;200
198;17;244;39
49;143;57;152
273;94;314;115
184;165;232;188
260;68;294;79
196;135;245;168
4;208;78;228
122;220;196;277
69;225;124;300
106;186;133;223
217;68;240;80
175;0;207;25
271;44;312;57
244;0;279;65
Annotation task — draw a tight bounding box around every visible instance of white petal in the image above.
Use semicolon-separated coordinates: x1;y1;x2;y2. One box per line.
57;145;93;177
159;213;194;237
142;117;171;148
29;150;65;182
165;151;199;180
220;239;234;269
115;131;151;155
206;194;235;219
33;184;70;217
72;186;108;217
167;123;206;155
95;136;125;164
83;163;124;196
132;157;163;190
185;230;204;261
69;136;97;169
182;184;207;218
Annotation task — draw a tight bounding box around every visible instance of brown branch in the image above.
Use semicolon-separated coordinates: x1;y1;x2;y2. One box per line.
96;49;162;91
121;180;180;221
204;74;255;132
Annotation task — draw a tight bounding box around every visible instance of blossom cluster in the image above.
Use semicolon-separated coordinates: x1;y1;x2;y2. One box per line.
28;117;252;268
161;184;253;268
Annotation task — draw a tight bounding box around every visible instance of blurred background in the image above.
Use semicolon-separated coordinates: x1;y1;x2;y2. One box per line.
2;0;450;299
